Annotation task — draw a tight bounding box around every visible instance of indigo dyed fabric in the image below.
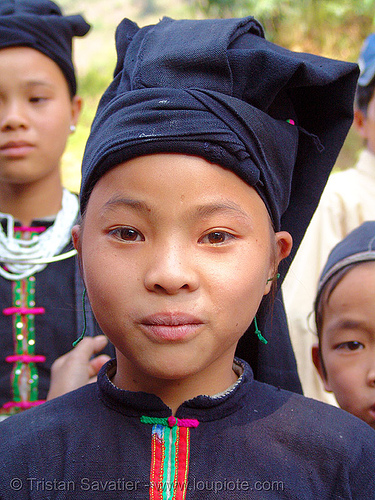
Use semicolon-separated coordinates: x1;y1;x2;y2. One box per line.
0;359;374;499
0;0;90;95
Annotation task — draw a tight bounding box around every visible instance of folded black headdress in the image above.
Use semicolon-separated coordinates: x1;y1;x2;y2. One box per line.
0;0;90;95
81;16;359;393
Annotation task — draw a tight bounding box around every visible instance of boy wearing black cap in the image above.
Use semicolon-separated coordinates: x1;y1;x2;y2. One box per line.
0;15;374;499
284;33;375;406
313;221;375;430
0;0;111;419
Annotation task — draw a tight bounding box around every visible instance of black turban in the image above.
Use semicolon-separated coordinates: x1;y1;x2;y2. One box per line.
80;16;359;393
0;0;90;95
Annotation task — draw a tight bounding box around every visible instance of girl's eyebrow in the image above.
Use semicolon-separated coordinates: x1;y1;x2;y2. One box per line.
194;201;251;220
101;196;252;221
25;80;55;88
101;196;150;215
326;318;368;334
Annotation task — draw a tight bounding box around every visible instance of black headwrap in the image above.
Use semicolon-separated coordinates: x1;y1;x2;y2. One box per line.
316;221;375;308
81;16;359;393
0;0;90;96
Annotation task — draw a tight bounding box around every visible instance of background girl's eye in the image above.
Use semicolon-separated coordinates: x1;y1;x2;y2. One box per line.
337;341;364;351
29;96;47;103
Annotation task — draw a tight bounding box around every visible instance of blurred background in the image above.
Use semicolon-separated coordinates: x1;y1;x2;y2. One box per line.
59;0;375;192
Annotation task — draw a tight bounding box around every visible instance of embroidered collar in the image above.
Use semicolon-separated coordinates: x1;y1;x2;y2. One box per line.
97;358;252;422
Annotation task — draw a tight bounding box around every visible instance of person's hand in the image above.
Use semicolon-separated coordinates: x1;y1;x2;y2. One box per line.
47;335;111;400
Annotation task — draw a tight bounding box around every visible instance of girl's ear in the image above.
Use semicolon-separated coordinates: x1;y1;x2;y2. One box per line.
275;231;293;265
312;343;332;392
72;224;85;280
70;95;83;129
264;231;292;295
353;108;368;140
72;224;81;254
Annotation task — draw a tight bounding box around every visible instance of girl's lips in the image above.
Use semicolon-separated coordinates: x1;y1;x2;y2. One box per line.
0;141;35;158
139;313;204;342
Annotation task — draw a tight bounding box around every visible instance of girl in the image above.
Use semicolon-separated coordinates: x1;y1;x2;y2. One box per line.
1;15;374;499
0;0;111;418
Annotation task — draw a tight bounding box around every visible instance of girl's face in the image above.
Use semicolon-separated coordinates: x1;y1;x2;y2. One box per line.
74;154;291;400
313;262;375;429
0;46;81;187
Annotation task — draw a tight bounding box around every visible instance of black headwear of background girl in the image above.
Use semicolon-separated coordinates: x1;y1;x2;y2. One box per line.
80;16;359;393
315;221;375;339
0;0;90;96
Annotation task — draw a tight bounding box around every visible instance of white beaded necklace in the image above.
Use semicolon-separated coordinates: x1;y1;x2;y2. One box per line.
0;189;79;281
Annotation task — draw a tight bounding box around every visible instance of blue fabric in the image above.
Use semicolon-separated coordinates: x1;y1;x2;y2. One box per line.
0;0;90;95
358;33;375;86
81;15;358;249
0;359;375;498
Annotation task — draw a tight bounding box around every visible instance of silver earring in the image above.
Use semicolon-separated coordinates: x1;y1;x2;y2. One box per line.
70;125;76;133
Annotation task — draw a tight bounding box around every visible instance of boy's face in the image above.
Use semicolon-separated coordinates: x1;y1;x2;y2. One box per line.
0;46;81;187
74;154;291;399
313;262;375;429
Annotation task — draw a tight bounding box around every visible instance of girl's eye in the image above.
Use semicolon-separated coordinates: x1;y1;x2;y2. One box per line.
336;341;364;351
29;96;48;103
199;231;235;245
109;227;144;242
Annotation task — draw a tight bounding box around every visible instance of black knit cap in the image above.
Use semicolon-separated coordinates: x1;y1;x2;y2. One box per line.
80;16;359;393
0;0;90;96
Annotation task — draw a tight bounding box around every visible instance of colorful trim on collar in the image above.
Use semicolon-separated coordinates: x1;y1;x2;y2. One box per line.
141;415;199;500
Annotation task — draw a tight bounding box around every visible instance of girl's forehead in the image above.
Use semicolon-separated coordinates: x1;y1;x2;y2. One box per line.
0;46;69;88
326;261;375;309
339;261;375;288
89;153;269;218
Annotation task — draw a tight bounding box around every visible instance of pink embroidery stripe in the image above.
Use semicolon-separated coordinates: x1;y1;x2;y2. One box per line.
167;416;199;428
3;306;45;316
6;354;46;364
3;400;46;410
14;226;46;233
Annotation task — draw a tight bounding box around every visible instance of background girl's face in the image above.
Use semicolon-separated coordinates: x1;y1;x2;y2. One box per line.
0;46;81;187
74;154;291;397
314;262;375;429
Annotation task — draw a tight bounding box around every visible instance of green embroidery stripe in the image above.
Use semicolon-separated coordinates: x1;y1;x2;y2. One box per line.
162;425;178;500
141;416;169;426
10;274;38;404
12;362;21;401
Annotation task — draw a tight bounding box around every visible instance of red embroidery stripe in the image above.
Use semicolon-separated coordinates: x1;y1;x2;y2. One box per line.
2;400;45;410
3;306;45;316
174;427;190;500
6;354;46;364
14;226;46;233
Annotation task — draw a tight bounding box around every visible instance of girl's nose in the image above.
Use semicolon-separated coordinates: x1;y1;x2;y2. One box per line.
0;101;28;132
144;243;199;295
